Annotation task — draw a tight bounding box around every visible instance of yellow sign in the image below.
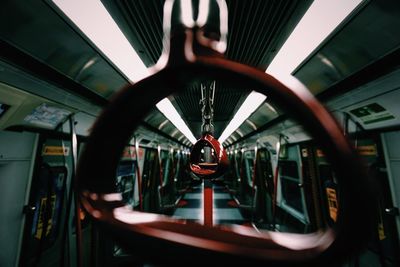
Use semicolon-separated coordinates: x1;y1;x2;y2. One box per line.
42;146;70;156
378;222;386;240
35;195;56;239
326;188;338;222
357;145;377;156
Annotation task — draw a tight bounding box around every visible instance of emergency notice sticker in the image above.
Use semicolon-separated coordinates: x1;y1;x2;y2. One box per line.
326;187;338;222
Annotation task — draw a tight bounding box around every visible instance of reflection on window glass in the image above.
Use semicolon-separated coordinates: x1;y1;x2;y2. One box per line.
280;160;299;180
245;158;254;184
281;179;303;212
279;160;303;212
116;162;136;206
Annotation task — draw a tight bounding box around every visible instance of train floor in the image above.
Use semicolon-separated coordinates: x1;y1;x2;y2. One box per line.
172;184;251;227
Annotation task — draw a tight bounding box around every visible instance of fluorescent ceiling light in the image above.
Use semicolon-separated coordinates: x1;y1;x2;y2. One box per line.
218;91;266;144
156;98;197;144
267;0;363;78
52;0;150;83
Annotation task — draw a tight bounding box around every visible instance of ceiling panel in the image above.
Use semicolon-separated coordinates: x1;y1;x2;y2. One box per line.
0;0;128;99
294;0;400;95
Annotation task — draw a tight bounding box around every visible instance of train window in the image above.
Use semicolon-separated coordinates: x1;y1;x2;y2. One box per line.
234;151;242;181
279;160;304;214
115;146;140;209
280;160;299;179
245;158;254;184
116;162;136;206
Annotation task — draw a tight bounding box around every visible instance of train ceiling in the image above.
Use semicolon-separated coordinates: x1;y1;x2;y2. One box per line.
1;1;400;147
100;0;312;140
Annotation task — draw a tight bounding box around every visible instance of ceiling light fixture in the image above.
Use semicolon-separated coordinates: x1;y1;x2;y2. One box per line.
156;98;197;144
218;91;266;144
52;0;150;83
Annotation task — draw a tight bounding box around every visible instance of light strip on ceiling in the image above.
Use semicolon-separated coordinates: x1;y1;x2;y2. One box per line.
218;91;266;144
156;98;197;144
52;0;150;83
267;0;363;78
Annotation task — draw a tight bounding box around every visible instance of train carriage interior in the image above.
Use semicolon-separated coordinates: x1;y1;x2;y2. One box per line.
1;0;400;266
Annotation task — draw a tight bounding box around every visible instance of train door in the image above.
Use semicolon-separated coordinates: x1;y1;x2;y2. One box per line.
253;147;274;225
0;131;38;267
381;130;400;245
158;149;178;212
297;143;327;232
312;146;338;227
234;150;243;188
222;152;234;190
19;137;72;267
110;145;142;263
357;135;400;267
225;150;241;194
174;150;190;193
313;133;400;267
141;148;159;212
236;150;256;214
276;144;310;232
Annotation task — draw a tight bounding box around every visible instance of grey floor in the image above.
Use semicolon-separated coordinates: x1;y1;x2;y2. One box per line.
172;184;246;226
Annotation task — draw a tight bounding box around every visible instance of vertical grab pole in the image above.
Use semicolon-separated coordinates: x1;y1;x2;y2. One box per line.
204;179;213;227
134;138;143;211
272;135;282;229
70;116;83;267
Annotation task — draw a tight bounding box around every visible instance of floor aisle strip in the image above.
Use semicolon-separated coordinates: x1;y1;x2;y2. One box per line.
172;184;246;225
